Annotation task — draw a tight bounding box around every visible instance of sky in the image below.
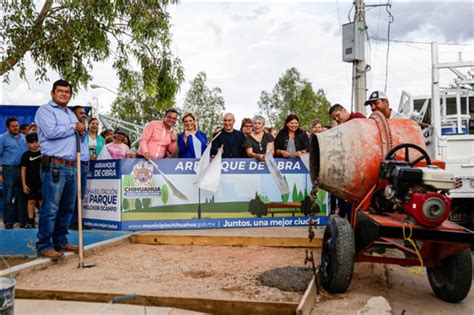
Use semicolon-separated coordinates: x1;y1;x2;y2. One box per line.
1;0;473;127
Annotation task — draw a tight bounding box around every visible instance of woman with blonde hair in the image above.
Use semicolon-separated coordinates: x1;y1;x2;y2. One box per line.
243;115;274;161
178;113;208;158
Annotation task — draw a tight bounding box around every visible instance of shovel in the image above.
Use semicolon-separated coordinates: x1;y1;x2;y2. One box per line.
76;131;95;269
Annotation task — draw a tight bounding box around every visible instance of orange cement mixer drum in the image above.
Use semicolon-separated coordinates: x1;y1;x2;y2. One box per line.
310;111;426;203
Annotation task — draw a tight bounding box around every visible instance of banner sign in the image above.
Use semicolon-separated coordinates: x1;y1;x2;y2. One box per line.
83;158;329;231
121;216;325;230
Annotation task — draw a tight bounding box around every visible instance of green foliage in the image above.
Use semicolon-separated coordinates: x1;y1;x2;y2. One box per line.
142;198;151;209
135;198;143;210
315;189;328;215
123;199;129;211
281;176;290;202
1;0;184;96
180;72;225;138
290;183;305;202
258;67;331;129
161;184;169;205
248;193;268;218
316;189;326;202
110;70;182;130
292;183;298;202
257;193;270;203
297;191;304;202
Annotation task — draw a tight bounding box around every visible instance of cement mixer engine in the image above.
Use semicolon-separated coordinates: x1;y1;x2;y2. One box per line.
377;144;455;228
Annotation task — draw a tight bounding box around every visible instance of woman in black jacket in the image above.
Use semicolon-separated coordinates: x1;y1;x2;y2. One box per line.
274;114;310;158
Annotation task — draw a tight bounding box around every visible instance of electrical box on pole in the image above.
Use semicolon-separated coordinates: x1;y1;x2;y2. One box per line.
342;21;365;62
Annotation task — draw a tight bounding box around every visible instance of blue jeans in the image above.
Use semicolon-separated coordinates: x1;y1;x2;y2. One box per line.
2;165;21;226
36;164;77;253
71;161;88;225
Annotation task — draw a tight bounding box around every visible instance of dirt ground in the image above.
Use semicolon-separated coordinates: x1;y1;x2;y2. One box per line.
12;229;474;314
311;259;474;315
15;243;311;303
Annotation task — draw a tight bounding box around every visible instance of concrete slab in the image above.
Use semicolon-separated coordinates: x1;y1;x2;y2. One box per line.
15;299;206;315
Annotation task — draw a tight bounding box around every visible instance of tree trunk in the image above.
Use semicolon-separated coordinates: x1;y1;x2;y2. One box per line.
0;0;53;75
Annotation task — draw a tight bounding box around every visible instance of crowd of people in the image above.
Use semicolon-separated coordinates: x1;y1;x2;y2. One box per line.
0;78;402;259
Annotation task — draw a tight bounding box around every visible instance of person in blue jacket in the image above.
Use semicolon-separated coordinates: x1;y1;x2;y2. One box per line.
177;113;207;158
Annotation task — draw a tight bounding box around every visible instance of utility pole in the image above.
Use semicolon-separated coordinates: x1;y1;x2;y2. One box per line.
353;0;367;114
343;1;389;113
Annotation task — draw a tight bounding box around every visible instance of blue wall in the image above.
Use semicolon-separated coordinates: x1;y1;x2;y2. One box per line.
0;105;39;134
0;105;91;134
0;229;129;256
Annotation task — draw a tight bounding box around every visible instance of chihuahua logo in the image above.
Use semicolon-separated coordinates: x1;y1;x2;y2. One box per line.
132;161;154;186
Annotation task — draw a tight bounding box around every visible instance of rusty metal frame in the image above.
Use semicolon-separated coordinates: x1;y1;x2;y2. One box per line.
351;201;474;268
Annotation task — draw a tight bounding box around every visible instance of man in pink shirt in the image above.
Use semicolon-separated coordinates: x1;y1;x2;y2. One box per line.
138;109;178;159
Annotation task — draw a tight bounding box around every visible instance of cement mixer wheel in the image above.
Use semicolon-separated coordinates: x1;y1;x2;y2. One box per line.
320;217;355;293
427;248;472;303
384;143;431;167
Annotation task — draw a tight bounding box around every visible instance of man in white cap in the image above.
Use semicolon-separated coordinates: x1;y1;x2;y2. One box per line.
364;90;405;119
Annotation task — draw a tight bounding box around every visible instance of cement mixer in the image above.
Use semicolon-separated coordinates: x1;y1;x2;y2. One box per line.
310;111;474;303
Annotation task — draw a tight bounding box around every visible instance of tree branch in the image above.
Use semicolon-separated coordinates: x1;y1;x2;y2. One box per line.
0;0;53;75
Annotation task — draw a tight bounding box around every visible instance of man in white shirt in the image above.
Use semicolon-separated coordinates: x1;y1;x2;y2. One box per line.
364;90;406;119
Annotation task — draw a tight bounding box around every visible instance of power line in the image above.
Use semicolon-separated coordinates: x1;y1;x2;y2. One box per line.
369;34;474;47
369;37;474;54
384;0;394;94
347;2;355;23
371;1;383;90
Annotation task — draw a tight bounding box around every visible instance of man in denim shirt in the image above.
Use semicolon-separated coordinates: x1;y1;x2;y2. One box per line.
35;79;86;259
0;117;28;229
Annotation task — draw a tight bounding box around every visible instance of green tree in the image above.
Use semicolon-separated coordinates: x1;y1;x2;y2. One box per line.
281;176;290;202
181;72;225;137
123;199;129;211
135;198;143;210
248;193;268;218
161;184;169;205
316;189;327;215
258;67;331;129
110;71;181;128
142;198;151;209
292;183;298;202
1;0;184;94
257;193;270;203
297;191;304;202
